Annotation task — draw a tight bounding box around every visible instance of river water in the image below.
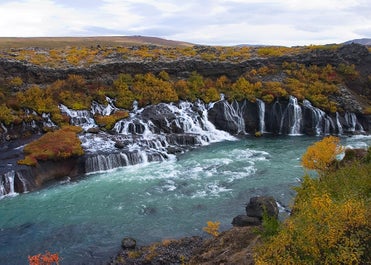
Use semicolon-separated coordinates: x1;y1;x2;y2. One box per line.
0;135;369;265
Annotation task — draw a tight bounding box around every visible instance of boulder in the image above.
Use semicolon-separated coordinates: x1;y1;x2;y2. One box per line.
232;215;261;227
245;196;278;220
114;141;125;149
121;237;136;249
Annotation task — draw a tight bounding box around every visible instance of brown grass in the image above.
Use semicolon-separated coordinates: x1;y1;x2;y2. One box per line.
0;36;193;49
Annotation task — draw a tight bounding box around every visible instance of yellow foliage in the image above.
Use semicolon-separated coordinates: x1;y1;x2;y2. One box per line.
203;221;220;237
301;136;343;174
95;111;129;130
132;73;178;106
0;103;16;125
8;76;23;87
255;144;371;265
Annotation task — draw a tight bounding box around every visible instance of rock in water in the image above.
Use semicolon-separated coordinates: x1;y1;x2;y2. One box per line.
245;196;278;219
121;237;136;249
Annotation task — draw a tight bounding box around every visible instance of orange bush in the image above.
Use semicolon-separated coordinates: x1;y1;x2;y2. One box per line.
28;251;59;265
18;126;84;166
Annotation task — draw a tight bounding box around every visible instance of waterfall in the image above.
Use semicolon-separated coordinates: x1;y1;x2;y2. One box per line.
81;100;235;174
302;100;336;135
91;97;117;116
220;100;246;134
85;153;129;173
0;175;6;197
344;112;364;133
165;101;235;143
42;113;57;128
0;171;16;198
280;96;303;135
256;99;266;133
336;112;343;135
16;171;29;193
1;122;8;133
114;118;155;137
59;104;97;130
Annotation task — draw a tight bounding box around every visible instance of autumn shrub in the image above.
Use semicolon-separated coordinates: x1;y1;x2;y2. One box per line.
301;136;343;175
18;126;84;166
95;110;129;130
28;251;59;265
8;76;23;87
0;103;16;125
337;63;360;80
203;221;220;237
257;46;291;57
112;74;135;109
132;73;178;106
16;85;57;114
254;140;371;265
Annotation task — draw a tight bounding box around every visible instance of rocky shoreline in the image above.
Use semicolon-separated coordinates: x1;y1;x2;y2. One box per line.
108;196;278;265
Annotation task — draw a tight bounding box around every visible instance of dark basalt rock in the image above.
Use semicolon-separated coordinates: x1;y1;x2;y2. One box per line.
232;215;261;227
232;196;279;227
121;237;136;249
114;141;125;149
245;196;278;220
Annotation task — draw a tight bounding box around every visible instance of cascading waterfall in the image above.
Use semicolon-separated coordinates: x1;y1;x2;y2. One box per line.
303;100;336;135
0;176;6;197
220;100;246;134
280;96;303;135
85;153;129;173
336;112;343;135
0;170;32;198
344;112;364;133
91;98;117;116
82;101;235;173
62;97;368;175
0;171;15;197
15;171;29;193
256;99;266;133
42;113;57;128
59;104;97;130
345;112;357;132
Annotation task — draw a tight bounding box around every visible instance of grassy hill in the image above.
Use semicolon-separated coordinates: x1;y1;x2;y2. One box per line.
0;36;193;49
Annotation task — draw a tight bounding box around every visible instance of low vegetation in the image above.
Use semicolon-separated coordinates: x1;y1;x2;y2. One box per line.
28;251;59;265
203;221;221;237
254;137;371;264
18;126;84;166
0;60;359;128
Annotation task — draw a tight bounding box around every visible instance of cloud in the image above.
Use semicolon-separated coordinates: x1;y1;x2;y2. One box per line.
0;0;370;45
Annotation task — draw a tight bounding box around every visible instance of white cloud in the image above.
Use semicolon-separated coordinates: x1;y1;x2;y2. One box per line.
0;0;370;45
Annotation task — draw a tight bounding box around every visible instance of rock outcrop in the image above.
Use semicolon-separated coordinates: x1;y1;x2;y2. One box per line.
232;196;279;227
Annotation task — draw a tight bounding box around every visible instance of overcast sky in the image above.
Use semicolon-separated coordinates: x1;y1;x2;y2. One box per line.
0;0;370;46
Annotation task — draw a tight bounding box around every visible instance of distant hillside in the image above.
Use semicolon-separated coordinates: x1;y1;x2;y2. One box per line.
0;36;194;49
343;38;371;45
